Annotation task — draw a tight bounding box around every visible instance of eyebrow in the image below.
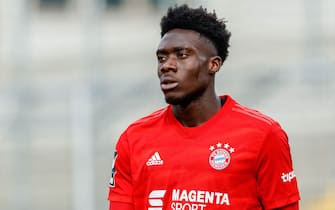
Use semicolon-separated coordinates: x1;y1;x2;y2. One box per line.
156;47;190;55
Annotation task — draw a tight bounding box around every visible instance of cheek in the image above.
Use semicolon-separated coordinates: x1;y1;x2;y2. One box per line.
181;64;208;88
179;66;200;84
190;60;209;81
157;66;161;77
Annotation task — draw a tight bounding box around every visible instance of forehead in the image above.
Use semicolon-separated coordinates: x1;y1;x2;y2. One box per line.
157;28;213;53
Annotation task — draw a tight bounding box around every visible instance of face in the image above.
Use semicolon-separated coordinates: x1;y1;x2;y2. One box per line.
156;28;220;105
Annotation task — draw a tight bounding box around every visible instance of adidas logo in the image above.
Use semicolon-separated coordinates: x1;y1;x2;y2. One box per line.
146;152;164;166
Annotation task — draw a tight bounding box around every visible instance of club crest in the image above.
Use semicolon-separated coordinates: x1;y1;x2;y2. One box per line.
209;142;234;170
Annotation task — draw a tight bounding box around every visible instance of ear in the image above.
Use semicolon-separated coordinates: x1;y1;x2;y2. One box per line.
208;56;222;75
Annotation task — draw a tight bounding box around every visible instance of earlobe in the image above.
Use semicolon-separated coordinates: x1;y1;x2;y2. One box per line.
208;56;222;75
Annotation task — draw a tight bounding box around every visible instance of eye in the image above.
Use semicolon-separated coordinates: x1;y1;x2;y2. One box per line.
157;54;167;63
178;52;188;58
177;50;190;59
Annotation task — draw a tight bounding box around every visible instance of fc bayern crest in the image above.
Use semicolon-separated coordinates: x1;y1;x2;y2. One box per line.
209;142;234;170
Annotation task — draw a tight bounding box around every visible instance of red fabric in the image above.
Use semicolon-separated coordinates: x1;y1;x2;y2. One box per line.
109;201;134;210
108;95;300;209
273;201;299;210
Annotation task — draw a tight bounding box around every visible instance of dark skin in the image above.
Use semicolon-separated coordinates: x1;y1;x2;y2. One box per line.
110;28;299;210
155;28;300;210
156;28;222;127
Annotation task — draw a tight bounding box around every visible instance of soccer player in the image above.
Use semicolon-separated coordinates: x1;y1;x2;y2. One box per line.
108;4;300;210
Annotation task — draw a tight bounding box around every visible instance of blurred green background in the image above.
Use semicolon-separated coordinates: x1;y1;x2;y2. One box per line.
0;0;334;209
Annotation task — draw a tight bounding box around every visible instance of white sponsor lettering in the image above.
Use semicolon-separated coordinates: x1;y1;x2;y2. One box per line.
150;189;230;210
281;171;296;183
171;202;207;210
148;190;166;210
172;189;230;206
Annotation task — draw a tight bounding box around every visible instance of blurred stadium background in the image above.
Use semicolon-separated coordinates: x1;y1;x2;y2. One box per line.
0;0;334;210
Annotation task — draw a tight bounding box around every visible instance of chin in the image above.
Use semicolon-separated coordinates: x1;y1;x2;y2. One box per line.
165;97;180;105
163;88;205;106
164;95;193;106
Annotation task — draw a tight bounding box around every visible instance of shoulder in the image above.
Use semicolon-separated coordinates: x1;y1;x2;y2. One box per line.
125;106;169;133
115;107;170;153
228;96;279;128
223;96;285;137
227;97;289;153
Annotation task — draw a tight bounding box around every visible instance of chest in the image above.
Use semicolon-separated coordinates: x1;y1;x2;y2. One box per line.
129;127;265;188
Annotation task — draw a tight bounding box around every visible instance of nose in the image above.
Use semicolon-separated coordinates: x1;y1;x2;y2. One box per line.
159;56;177;73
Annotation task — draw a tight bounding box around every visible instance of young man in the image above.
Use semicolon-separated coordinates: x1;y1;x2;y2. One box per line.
108;4;300;210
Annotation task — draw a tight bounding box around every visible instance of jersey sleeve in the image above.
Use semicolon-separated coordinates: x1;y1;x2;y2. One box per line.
256;122;300;209
108;131;133;204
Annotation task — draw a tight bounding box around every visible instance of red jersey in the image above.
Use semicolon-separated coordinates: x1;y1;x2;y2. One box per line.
108;95;300;210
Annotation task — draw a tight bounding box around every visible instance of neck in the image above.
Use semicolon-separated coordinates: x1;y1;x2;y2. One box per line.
172;94;221;127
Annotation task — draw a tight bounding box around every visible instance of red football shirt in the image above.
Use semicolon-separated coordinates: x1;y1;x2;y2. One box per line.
108;95;300;209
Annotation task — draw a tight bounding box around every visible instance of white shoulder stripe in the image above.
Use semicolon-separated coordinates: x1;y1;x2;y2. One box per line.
232;106;273;125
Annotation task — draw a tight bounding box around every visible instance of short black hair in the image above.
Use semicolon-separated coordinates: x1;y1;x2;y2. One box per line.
160;4;231;62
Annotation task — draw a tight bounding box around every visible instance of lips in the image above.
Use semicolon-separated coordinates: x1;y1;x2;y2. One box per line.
160;77;179;91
